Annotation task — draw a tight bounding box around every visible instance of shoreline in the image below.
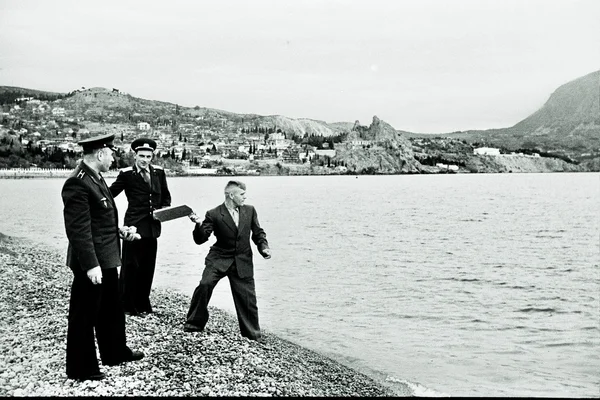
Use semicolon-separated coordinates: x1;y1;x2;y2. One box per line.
0;233;409;396
0;169;588;180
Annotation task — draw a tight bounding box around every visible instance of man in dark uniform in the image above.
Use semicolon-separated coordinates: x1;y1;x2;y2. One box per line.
61;133;144;381
109;138;171;316
185;180;271;342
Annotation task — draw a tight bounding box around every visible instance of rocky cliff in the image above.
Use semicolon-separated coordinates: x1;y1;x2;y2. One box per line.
334;116;422;173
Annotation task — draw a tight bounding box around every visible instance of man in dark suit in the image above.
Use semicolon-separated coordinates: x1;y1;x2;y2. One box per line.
109;137;171;316
185;180;271;341
61;133;144;381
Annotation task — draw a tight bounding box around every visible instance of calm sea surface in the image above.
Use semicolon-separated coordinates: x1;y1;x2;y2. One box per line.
0;173;598;397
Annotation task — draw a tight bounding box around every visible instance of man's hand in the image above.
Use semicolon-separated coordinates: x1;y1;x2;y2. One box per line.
189;212;202;224
87;266;102;285
120;226;141;241
262;249;272;259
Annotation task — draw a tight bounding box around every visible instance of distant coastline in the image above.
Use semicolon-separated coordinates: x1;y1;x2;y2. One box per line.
0;152;588;179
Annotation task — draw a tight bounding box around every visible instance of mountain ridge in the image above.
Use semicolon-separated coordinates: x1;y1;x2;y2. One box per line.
3;69;598;146
1;69;598;172
433;70;600;162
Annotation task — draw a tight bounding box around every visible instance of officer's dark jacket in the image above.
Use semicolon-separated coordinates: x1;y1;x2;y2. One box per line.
109;164;171;238
62;161;121;272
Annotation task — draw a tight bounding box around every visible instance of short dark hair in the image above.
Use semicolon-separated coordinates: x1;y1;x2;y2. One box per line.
224;180;246;193
83;147;103;156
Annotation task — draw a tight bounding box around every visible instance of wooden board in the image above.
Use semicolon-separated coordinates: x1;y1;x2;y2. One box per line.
153;205;193;222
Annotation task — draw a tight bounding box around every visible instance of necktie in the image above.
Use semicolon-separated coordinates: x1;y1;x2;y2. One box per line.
141;169;150;186
99;176;111;204
231;207;239;227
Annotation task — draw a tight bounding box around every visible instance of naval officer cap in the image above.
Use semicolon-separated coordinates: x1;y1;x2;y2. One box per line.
78;133;116;151
131;137;157;153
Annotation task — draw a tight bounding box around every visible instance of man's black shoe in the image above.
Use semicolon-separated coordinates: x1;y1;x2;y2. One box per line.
104;350;144;366
183;323;203;333
69;372;106;381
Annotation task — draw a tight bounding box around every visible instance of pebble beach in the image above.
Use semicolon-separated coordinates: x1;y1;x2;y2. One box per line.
0;233;406;397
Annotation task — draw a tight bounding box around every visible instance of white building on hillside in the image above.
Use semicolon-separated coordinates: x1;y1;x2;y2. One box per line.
473;147;500;156
266;132;292;150
315;149;336;157
137;122;150;131
52;107;65;117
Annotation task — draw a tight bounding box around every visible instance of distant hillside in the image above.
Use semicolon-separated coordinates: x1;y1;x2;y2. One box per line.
236;115;349;137
513;70;599;129
57;87;176;113
431;70;600;163
50;87;353;138
2;69;598;173
0;86;70;104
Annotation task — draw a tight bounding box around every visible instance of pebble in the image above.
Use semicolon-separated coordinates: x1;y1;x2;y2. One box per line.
0;236;407;397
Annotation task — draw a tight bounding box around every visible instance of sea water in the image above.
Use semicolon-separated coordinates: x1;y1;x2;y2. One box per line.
0;173;598;397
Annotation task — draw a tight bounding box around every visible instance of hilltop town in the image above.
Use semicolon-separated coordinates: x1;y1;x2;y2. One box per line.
0;84;593;176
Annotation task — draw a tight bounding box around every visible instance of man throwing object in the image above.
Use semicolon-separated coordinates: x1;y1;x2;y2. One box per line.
185;180;271;342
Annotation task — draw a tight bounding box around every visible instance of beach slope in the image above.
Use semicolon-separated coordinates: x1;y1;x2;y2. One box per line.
0;234;407;396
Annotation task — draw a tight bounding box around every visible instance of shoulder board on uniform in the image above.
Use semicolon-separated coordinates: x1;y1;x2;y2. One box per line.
151;165;164;170
119;166;134;172
76;169;86;179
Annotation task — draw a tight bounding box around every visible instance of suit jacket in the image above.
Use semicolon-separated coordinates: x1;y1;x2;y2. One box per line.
109;164;171;238
62;161;121;272
193;203;269;278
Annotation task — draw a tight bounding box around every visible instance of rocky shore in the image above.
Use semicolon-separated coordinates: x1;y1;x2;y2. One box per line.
0;234;406;397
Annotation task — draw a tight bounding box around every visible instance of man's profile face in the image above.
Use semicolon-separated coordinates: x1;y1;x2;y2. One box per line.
135;149;153;170
98;148;114;172
230;187;247;207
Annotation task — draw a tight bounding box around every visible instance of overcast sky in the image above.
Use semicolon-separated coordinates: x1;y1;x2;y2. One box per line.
1;0;598;133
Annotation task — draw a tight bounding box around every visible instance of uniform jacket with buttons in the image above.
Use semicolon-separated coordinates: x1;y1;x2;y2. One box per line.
192;203;269;278
109;164;171;238
62;161;121;271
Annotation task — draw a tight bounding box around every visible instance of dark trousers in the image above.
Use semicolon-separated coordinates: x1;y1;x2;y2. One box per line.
186;262;261;340
66;268;132;378
120;237;158;314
